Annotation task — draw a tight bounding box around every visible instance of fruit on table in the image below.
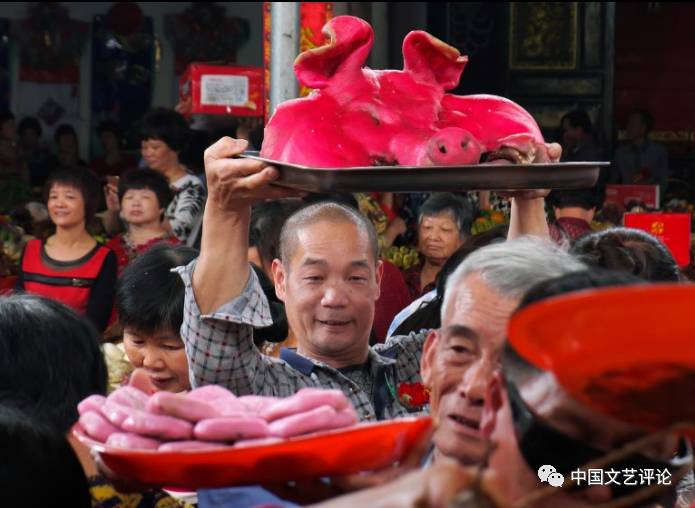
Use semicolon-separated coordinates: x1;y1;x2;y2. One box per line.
261;16;544;168
471;210;508;236
383;245;420;270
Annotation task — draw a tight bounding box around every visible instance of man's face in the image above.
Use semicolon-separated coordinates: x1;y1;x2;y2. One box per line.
420;274;520;465
486;371;680;507
272;221;382;367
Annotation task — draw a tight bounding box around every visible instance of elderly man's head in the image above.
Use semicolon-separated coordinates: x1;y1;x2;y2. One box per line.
482;271;690;508
272;202;382;368
420;237;585;465
417;193;473;265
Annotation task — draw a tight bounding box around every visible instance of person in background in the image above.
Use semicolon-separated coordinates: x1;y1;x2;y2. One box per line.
387;225;508;339
50;124;88;168
613;109;669;194
105;169;179;275
0;293;192;508
0;110;25;182
355;192;409;251
0;294;103;506
559;109;603;163
116;245;198;393
16;167;117;332
17;116;52;188
404;193;473;299
104;108;206;246
0;401;92;507
90;120;138;177
546;188;599;245
572;227;683;282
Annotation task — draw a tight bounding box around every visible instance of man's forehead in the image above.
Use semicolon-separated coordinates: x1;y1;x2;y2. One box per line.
440;324;480;341
442;274;520;326
290;222;374;265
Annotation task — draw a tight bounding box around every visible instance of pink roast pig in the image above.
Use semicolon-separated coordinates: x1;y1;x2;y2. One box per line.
261;16;543;168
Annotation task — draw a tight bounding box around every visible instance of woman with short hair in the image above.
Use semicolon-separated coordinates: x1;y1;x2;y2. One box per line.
16;167;117;332
105;169;179;275
103;108;206;246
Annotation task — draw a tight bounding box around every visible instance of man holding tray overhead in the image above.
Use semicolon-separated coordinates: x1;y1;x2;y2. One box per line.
176;136;565;423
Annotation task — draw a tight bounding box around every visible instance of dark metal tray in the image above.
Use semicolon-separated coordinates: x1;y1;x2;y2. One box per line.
241;154;608;193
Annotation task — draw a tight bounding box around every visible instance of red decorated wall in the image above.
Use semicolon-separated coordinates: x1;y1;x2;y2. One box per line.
615;2;695;140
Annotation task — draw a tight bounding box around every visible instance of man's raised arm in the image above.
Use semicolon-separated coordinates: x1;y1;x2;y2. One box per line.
507;142;562;240
180;137;302;390
193;137;296;312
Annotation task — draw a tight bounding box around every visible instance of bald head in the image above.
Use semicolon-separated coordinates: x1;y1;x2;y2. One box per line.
279;202;379;267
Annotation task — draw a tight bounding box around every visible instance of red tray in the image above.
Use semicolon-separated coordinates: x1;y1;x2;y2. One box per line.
508;284;695;437
72;416;432;489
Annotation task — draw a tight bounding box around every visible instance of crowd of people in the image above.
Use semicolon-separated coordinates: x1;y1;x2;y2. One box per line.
0;102;693;508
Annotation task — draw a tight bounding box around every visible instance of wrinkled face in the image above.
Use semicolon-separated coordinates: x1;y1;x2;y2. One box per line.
141;139;178;173
487;372;680;507
120;188;163;226
273;221;381;365
421;274;519;465
418;213;464;263
47;183;86;228
626;113;647;141
123;327;190;393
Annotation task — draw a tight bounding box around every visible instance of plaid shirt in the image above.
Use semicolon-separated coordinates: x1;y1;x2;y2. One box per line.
176;261;428;422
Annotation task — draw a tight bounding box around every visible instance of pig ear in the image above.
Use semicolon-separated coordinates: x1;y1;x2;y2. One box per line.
294;15;373;89
402;31;467;90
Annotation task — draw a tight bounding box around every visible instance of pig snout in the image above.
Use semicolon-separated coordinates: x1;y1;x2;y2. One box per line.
425;128;481;165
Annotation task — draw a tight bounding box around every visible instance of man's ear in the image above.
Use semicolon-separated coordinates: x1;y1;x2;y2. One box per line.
420;328;440;390
271;258;287;303
480;371;504;438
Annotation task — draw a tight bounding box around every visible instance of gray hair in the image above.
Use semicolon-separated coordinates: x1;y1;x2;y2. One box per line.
443;236;586;313
418;193;474;239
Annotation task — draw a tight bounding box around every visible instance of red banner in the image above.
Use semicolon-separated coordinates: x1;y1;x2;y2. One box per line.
299;3;333;97
624;213;691;267
263;2;272;123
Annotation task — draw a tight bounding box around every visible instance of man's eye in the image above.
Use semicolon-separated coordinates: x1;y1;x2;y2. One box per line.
349;276;367;282
305;276;323;282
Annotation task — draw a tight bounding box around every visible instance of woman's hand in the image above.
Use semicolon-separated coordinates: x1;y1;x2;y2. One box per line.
104;182;120;213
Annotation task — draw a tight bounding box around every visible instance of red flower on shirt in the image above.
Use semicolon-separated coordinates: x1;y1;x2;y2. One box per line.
397;382;430;408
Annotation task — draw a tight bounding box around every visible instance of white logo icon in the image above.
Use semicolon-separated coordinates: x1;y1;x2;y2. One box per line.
538;465;564;487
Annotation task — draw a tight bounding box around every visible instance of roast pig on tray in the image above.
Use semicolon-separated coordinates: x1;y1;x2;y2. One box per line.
261;15;544;169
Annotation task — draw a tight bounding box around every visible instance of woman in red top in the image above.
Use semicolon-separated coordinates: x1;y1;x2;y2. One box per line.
16;167;117;332
105;169;179;275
